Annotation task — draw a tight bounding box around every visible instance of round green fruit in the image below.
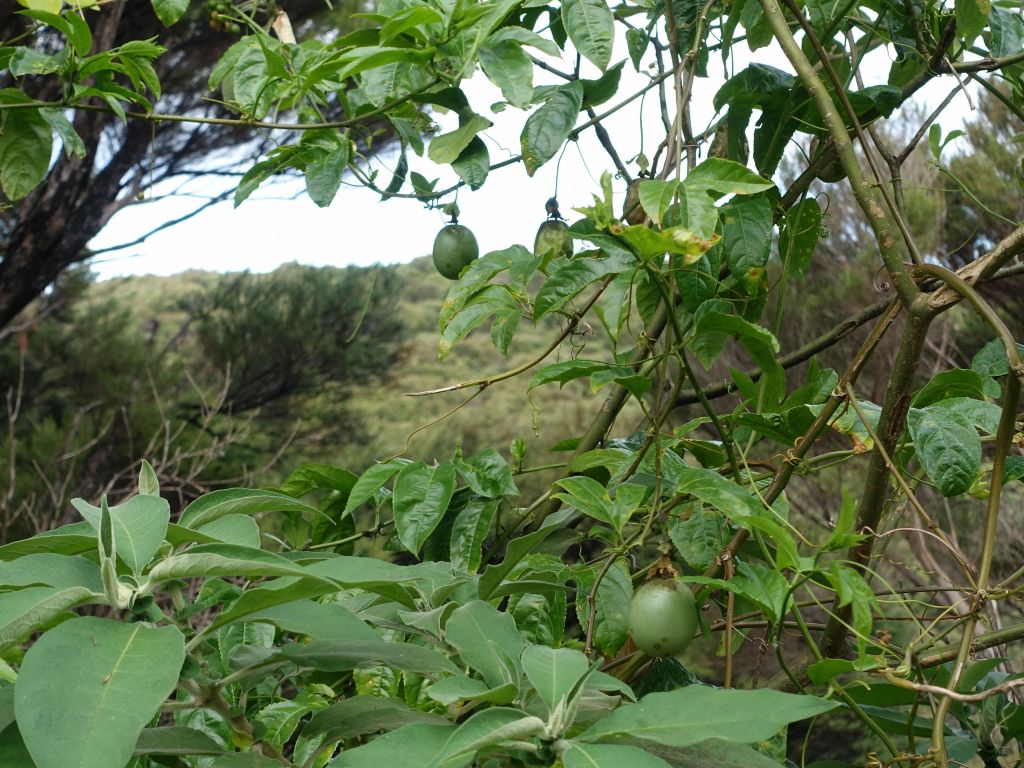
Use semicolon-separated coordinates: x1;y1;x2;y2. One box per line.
628;578;698;657
432;224;479;280
534;219;573;267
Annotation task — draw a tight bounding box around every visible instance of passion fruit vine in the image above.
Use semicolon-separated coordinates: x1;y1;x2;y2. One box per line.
628;577;698;657
432;222;479;280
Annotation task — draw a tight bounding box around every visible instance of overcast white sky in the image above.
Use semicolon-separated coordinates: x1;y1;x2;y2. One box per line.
87;33;972;279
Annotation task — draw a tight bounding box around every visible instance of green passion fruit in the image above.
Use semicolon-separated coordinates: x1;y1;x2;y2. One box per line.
628;577;698;657
432;224;479;280
534;219;573;267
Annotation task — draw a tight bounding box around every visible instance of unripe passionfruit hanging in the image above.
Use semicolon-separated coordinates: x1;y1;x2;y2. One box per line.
432;223;479;280
628;577;698;657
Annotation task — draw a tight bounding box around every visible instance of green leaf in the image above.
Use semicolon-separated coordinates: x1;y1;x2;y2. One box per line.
1004;455;1024;485
573;558;632;656
971;337;1024;377
179;488;322;528
720;195;773;291
0;722;35;767
454;449;518;498
521;81;584;175
579;688;838;747
521;645;590;715
694;312;783;404
305;142;351;207
380;5;443;42
581;61;623;108
449;497;498;572
151;0;189;26
564;743;673;768
427;675;518;705
428;115;492;165
282;638;459;676
955;0;990;43
490;27;560;57
0;89;52;200
71;494;170;574
534;250;634;320
637;180;679;228
912;368;990;408
445;600;525;687
778;198;822;278
615;737;795;768
0;553;101;591
553;476;615;527
331;708;545;768
39;108;85;158
531;359;623;389
479;41;533;108
9;47;62;76
197;514;261;548
685;158;774;196
668;505;728;572
302;696;446;743
393;461;457;555
479;527;558;600
145;544;334;585
451;136;490;190
344;460;409;516
15;617;184;768
133;727;225;756
907;404;981;497
245;598;380;643
561;0;614;70
438;285;521;361
137;460;160;496
0;586;98;652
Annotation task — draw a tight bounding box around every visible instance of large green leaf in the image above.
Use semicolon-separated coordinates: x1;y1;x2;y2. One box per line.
282;638;459;676
0;89;52;201
303;696;446;743
71;494;170;574
0;723;35;767
15;617;185;768
720;195;772;290
245;599;379;643
0;586;98;652
521;82;584;175
445;600;525;687
955;0;990;43
479;41;533;107
616;737;795;767
561;0;614;70
449;497;498;573
478;527;559;600
778;198;822;277
330;708;544;768
534;251;634;320
453;449;518;498
393;461;457;555
521;645;590;715
428;115;492;165
0;553;101;591
133;727;224;756
145;544;336;585
179;488;323;528
573;559;632;656
907;403;981;497
579;688;839;747
151;0;189;25
564;743;672;767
